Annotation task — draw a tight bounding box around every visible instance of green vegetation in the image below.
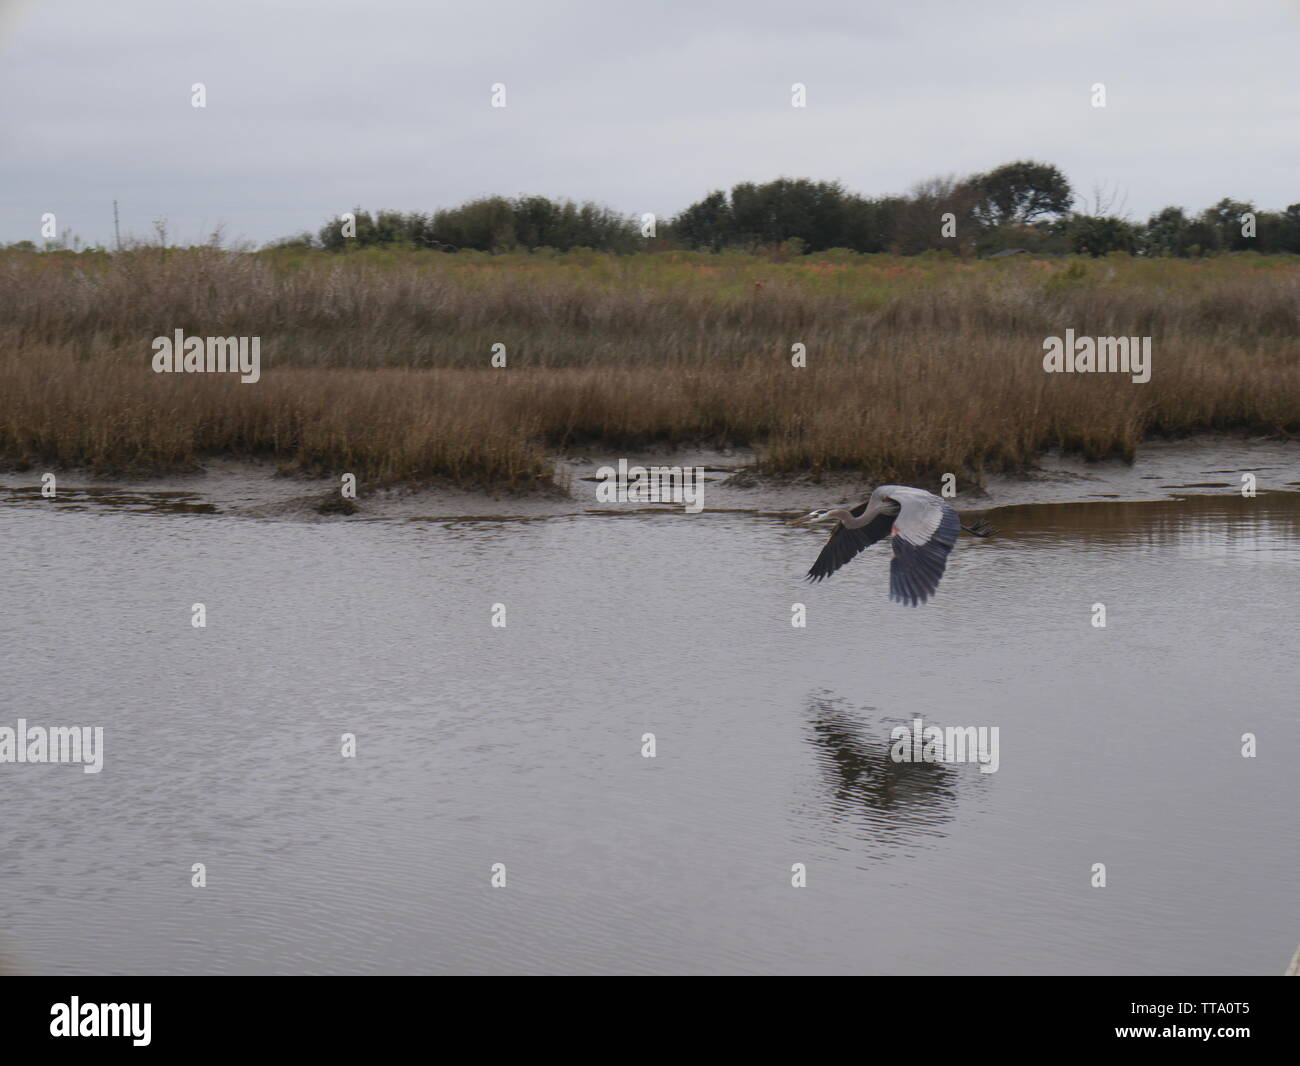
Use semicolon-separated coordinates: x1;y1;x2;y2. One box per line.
12;161;1298;260
229;160;1300;259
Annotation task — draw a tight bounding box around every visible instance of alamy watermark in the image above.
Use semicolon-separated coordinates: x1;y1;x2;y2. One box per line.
50;997;150;1046
890;716;999;774
1043;329;1151;383
594;459;705;513
152;330;261;383
0;719;104;773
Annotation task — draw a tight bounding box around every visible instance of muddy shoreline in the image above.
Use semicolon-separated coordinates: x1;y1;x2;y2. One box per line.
2;435;1296;521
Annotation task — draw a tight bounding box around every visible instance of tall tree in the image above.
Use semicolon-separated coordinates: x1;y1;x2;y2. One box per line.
971;161;1074;228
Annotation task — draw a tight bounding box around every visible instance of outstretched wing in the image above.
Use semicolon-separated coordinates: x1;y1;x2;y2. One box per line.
806;503;894;582
887;488;961;606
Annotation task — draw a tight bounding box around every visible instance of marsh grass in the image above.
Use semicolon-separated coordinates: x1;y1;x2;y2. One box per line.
2;247;1297;488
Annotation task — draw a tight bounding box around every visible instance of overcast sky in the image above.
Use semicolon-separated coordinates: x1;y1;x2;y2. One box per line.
2;0;1298;247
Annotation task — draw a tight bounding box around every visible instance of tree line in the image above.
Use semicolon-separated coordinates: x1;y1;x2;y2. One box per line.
667;163;1300;256
16;161;1290;258
280;162;1300;257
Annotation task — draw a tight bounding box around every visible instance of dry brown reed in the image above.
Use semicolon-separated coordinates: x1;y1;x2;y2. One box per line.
2;247;1297;487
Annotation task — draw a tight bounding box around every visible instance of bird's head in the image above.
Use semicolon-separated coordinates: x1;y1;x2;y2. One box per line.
791;508;836;526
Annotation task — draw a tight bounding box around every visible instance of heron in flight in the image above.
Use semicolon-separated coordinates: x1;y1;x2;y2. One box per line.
791;485;996;606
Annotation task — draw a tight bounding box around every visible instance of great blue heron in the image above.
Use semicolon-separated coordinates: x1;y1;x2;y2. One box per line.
791;485;996;606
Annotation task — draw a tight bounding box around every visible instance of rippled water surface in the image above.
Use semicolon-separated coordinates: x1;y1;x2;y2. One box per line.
2;489;1297;974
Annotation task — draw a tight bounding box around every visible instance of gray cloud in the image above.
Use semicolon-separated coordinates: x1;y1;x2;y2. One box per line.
2;0;1297;246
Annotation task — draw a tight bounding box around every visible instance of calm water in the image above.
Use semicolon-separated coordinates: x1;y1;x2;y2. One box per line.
2;489;1297;975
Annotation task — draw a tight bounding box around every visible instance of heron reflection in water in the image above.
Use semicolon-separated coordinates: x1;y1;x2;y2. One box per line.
806;700;962;851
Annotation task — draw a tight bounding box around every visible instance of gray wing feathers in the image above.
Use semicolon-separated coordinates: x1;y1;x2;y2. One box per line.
888;492;961;606
806;509;894;582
